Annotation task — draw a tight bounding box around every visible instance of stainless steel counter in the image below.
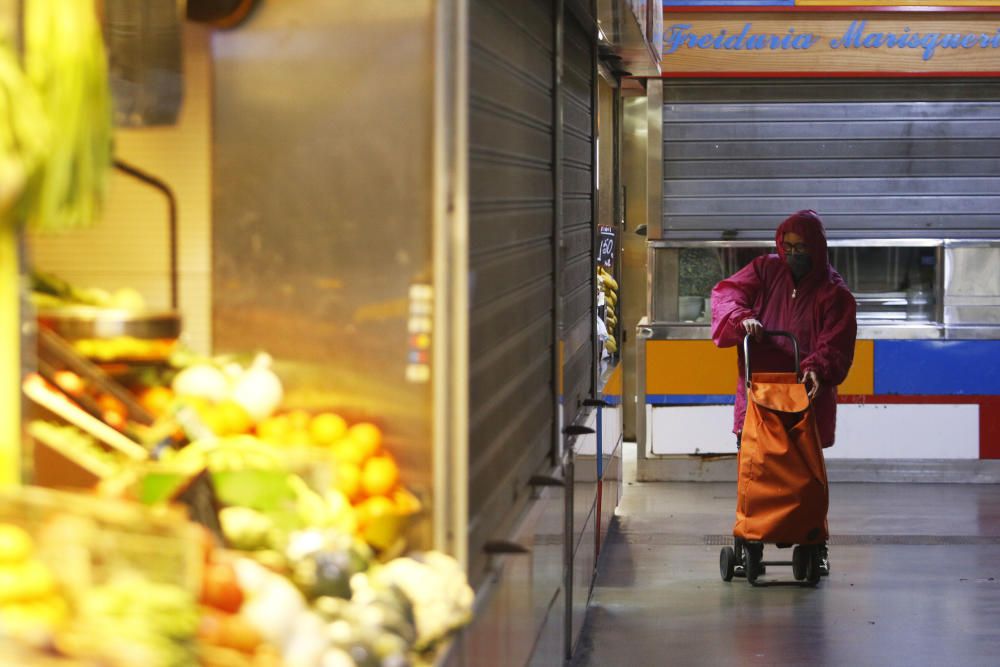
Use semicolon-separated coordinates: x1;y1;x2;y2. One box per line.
636;320;1000;341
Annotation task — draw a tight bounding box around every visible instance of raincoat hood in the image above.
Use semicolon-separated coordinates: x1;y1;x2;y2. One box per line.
775;209;829;282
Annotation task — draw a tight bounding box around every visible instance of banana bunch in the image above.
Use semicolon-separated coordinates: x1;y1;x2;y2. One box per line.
598;267;619;354
0;43;49;228
23;0;112;231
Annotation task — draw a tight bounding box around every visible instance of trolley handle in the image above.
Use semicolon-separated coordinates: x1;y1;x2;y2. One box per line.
743;330;800;387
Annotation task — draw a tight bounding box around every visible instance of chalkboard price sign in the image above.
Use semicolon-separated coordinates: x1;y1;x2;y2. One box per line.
597;226;615;269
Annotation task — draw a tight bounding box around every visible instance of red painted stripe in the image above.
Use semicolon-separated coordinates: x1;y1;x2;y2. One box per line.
839;395;1000;459
656;71;1000;78
663;6;1000;13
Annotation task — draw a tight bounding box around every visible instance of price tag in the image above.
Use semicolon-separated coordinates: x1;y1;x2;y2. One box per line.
598;226;615;269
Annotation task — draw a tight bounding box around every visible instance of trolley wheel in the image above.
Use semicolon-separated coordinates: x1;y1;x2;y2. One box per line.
720;547;736;582
805;545;822;585
792;545;808;581
745;542;763;585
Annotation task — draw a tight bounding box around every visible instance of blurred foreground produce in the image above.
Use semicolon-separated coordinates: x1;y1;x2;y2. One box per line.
0;523;69;639
23;0;112;231
63;578;200;667
0;43;48;228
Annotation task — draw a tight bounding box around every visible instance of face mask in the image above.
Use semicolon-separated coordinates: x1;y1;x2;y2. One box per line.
786;253;812;281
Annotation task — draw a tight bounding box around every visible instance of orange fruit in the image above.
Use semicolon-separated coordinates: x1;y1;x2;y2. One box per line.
332;462;362;502
138;386;174;417
256;414;291;444
361;455;399;498
347;422;382;459
309;412;347;446
331;439;368;466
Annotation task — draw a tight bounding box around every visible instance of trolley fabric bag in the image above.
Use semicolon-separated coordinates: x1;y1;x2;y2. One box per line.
734;371;829;546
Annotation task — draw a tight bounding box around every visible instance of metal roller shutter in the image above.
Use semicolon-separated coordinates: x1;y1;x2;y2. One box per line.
467;0;556;580
561;12;595;429
662;79;1000;239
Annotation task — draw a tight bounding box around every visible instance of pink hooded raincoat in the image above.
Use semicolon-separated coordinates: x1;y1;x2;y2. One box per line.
710;210;857;447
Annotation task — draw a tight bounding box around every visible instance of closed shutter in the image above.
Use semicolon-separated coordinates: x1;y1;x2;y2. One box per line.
662;79;1000;239
467;0;556;580
560;12;595;429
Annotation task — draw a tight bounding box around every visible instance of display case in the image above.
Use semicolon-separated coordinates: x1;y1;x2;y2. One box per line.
649;240;945;326
638;239;1000;479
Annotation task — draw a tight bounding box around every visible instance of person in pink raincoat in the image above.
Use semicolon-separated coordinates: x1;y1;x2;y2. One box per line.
711;209;857;450
711;209;856;575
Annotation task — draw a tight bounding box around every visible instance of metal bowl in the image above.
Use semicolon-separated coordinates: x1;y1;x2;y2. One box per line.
37;307;182;341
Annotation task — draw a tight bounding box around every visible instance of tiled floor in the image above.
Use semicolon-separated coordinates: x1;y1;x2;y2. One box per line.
573;450;1000;666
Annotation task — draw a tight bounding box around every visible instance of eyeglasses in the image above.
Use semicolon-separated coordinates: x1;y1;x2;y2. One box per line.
781;242;808;254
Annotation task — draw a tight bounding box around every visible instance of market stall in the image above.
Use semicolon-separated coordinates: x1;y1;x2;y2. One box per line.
2;2;474;665
638;3;1000;481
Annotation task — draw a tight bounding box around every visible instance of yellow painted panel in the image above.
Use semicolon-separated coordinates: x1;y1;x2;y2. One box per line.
840;340;874;395
603;364;623;397
646;339;875;396
646;340;738;395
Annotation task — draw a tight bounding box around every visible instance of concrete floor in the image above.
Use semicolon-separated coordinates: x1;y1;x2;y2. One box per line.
573;448;1000;666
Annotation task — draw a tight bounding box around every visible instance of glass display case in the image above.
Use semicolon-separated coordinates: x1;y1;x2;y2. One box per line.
650;240;944;325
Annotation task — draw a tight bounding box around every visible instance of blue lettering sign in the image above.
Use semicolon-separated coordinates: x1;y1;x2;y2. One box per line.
662;19;1000;62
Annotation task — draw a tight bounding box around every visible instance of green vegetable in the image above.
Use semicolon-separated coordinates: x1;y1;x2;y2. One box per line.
23;0;112;231
0;42;49;228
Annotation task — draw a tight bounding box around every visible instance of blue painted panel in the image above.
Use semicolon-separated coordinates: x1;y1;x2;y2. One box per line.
648;394;735;405
874;340;1000;395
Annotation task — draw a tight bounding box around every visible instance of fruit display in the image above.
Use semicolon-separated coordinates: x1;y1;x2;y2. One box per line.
598;266;619;355
17;277;469;666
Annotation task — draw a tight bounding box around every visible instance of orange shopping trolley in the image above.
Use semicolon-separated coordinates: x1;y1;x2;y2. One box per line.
719;330;829;586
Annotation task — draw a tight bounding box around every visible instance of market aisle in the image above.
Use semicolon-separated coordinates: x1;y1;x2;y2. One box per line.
573;454;1000;666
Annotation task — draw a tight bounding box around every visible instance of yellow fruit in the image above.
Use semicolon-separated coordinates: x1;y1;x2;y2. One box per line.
0;561;56;604
286;429;313;447
361;455;400;498
332;463;362;502
215;399;252;435
309;412;347;446
257;414;291;444
392;488;422;514
0;524;33;564
355;495;395;527
287;410;312;431
347;422;382;459
198;408;228;436
357;496;403;550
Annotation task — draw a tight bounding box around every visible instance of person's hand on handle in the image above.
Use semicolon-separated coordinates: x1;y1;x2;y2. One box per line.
742;318;764;343
803;369;820;400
